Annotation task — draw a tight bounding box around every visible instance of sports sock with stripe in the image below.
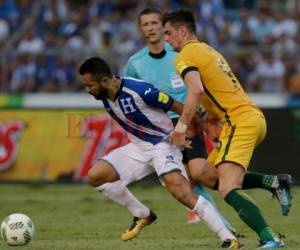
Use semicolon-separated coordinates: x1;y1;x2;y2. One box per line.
224;188;276;241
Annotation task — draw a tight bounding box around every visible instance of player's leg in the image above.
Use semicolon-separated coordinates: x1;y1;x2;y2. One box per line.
188;157;219;188
183;136;207;223
218;162;284;248
95;180;157;241
88;159;119;187
187;160;234;230
242;171;292;216
228;112;292;216
193;181;234;231
162;170;241;248
95;180;153;219
88;154;150;218
184;168;200;223
153;143;241;248
89;143;157;241
216;112;284;248
184;134;234;230
201;159;293;216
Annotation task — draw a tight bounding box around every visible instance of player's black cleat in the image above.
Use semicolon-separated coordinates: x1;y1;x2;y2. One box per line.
121;210;157;241
271;174;292;216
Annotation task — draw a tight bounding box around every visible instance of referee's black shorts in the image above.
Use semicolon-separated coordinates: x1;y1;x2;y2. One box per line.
171;118;207;164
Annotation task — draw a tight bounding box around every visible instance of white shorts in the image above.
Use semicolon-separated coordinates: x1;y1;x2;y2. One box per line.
100;142;188;185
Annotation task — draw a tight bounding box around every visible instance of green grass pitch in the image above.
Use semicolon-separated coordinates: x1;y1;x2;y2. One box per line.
0;184;299;249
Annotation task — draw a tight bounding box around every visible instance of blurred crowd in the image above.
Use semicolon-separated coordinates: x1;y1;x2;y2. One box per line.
0;0;300;96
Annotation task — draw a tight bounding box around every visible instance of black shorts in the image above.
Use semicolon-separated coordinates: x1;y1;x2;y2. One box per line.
171;118;207;163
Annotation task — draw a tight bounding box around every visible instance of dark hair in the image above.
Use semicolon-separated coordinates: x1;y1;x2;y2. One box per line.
78;57;112;78
162;8;196;34
138;7;162;25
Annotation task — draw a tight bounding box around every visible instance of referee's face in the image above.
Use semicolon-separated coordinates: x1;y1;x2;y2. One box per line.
139;13;163;43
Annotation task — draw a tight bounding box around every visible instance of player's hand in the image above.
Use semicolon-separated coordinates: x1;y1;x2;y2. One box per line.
170;131;192;148
186;122;196;139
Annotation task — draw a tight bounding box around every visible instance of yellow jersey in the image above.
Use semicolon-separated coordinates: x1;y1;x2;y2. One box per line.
175;41;260;124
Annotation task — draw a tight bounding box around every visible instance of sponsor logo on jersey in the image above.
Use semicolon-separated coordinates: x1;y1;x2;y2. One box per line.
144;88;151;95
165;155;176;164
177;60;188;74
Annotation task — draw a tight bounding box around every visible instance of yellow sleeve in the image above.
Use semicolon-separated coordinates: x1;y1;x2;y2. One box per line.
174;43;210;78
174;51;197;76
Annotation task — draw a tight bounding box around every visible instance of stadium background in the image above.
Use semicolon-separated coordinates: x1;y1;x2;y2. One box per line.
0;1;299;249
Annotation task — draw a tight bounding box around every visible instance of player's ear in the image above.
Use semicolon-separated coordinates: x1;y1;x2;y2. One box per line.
101;76;110;87
179;25;187;36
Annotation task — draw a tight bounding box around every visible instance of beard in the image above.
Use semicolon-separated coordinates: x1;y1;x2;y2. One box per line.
93;89;108;100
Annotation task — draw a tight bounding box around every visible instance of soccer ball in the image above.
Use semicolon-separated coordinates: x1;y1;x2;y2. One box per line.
1;213;35;246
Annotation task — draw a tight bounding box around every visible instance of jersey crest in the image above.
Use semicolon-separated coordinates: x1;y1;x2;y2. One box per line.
119;97;136;114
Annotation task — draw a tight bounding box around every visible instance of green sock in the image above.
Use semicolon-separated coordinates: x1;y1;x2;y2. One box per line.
242;171;275;190
225;188;275;241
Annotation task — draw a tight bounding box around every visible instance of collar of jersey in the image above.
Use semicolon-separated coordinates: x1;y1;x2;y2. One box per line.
183;39;199;48
148;49;166;59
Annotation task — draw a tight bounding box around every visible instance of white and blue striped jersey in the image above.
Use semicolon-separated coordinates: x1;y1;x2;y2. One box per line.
102;77;174;145
124;43;186;119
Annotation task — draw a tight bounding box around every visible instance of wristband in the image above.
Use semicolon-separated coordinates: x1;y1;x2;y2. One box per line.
174;120;188;133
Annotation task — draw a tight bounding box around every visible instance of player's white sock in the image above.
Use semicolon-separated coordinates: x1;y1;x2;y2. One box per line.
193;196;236;241
95;180;150;218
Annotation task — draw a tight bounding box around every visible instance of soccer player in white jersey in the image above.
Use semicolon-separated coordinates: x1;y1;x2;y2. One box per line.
124;7;234;229
78;57;241;248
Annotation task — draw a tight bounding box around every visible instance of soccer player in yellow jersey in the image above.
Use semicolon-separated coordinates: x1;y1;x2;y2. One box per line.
163;8;291;249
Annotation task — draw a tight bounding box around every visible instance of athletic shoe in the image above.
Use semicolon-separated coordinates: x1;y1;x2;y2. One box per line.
258;238;284;248
221;239;243;249
121;210;157;241
272;174;292;216
187;210;200;224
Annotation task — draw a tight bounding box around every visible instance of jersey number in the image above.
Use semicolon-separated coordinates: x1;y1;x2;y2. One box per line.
217;58;238;88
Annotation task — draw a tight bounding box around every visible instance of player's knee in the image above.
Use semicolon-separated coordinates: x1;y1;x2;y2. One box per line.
87;166;106;187
88;161;119;187
218;186;228;198
218;184;238;198
218;178;243;198
88;171;102;187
